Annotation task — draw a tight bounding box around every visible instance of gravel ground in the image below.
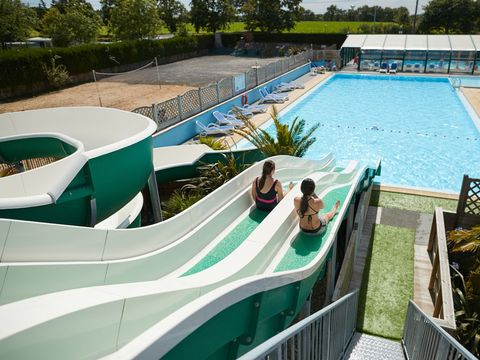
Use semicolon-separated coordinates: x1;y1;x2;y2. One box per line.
0;55;281;113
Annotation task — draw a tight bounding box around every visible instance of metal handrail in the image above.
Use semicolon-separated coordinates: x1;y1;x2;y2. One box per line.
238;290;359;360
403;300;476;360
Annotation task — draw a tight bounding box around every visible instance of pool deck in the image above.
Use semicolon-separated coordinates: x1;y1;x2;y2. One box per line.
224;72;332;146
462;87;480;117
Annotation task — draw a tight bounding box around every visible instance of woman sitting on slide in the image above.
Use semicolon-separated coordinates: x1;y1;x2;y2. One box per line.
252;160;292;212
294;178;340;235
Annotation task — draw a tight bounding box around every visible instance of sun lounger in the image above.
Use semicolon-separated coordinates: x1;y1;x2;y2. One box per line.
259;90;285;104
262;88;289;101
405;63;413;72
212;111;245;128
413;63;421;72
242;104;268;113
389;63;398;74
379;62;388;73
275;81;305;92
196;121;235;136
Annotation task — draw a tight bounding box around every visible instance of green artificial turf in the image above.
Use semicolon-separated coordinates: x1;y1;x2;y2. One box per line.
370;190;458;214
357;224;414;340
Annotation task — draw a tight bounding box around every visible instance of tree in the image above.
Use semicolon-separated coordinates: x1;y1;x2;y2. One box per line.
323;5;346;21
419;0;479;34
110;0;161;40
297;6;316;21
243;0;301;33
158;0;188;33
190;0;235;33
0;0;37;49
100;0;118;24
42;0;101;46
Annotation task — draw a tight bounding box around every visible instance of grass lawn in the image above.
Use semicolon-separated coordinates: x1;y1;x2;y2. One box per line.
370;190;458;213
357;224;414;340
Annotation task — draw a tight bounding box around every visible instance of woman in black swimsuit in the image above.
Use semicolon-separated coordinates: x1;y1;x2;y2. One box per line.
294;178;340;235
251;160;292;212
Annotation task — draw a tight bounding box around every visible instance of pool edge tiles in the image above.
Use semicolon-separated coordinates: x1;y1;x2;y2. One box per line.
274;185;351;272
182;209;268;276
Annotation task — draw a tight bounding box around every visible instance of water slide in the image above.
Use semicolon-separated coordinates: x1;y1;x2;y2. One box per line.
0;155;333;304
0;158;376;359
0;107;156;226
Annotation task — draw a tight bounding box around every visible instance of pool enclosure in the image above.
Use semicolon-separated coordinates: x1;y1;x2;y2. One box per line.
341;34;480;75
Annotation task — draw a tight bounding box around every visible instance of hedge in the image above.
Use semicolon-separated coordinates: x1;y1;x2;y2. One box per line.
221;32;347;49
0;35;214;89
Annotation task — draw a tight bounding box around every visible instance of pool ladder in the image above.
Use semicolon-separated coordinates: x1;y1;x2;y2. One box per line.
451;77;462;88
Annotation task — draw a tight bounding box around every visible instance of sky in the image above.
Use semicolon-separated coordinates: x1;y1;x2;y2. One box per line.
25;0;429;14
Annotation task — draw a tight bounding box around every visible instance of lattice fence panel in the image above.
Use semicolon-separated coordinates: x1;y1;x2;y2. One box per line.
245;69;256;90
464;178;480;216
218;77;233;102
154;98;181;130
282;58;290;72
180;89;201;119
257;67;266;84
200;84;218;109
266;63;276;80
275;60;283;77
132;106;153;119
288;56;295;70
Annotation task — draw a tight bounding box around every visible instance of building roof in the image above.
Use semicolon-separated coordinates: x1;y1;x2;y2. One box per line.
341;34;480;52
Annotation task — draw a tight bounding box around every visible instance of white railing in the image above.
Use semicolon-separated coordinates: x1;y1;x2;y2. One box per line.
237;290;359;360
403;300;476;360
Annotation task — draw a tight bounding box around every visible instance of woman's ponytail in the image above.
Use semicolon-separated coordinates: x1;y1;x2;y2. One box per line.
259;160;275;189
299;178;315;216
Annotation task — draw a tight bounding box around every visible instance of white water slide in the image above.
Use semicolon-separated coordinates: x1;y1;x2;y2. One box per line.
0;154;370;359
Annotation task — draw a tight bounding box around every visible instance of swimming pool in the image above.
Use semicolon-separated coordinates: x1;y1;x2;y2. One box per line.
247;74;480;193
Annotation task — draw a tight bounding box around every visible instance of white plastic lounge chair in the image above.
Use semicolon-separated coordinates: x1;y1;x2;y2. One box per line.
413;63;421;72
259;89;286;104
196;121;235;136
389;63;398;74
212;111;245;128
405;63;413;72
228;106;253;118
262;88;289;101
275;81;305;92
237;104;268;114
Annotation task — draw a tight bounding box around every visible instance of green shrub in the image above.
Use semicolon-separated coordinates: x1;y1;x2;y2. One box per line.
198;136;228;150
0;34;214;89
162;189;204;219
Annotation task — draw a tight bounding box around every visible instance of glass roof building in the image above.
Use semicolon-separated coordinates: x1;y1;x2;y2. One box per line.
340;34;480;75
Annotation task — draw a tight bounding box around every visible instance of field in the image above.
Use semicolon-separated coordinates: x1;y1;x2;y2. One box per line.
97;21;392;37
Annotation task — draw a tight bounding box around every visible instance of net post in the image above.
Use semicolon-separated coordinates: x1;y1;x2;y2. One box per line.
92;70;103;107
154;57;161;89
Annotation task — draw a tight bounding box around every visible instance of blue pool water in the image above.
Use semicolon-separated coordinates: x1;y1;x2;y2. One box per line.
260;74;480;192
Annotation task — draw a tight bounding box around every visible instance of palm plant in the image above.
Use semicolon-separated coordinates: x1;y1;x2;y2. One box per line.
450;266;480;357
183;153;250;194
235;107;319;157
161;189;204;220
449;225;480;256
198;136;228;150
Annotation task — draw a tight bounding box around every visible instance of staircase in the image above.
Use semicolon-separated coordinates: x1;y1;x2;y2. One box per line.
239;291;477;360
343;333;405;360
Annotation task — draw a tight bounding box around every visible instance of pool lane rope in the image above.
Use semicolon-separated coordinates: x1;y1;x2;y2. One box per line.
316;123;479;141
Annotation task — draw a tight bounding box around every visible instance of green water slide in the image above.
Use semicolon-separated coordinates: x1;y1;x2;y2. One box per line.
0;107;156;226
0;159;376;359
0;155;334;304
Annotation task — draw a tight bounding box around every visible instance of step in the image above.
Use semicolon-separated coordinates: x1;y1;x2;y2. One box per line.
343;333;405;360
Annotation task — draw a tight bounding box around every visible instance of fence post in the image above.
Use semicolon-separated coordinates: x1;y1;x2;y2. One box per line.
177;95;183;120
152;103;158;124
198;88;203;111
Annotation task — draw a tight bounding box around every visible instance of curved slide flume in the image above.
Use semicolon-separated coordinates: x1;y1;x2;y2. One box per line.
0;159;374;359
0;155;334;304
0;107;157;226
